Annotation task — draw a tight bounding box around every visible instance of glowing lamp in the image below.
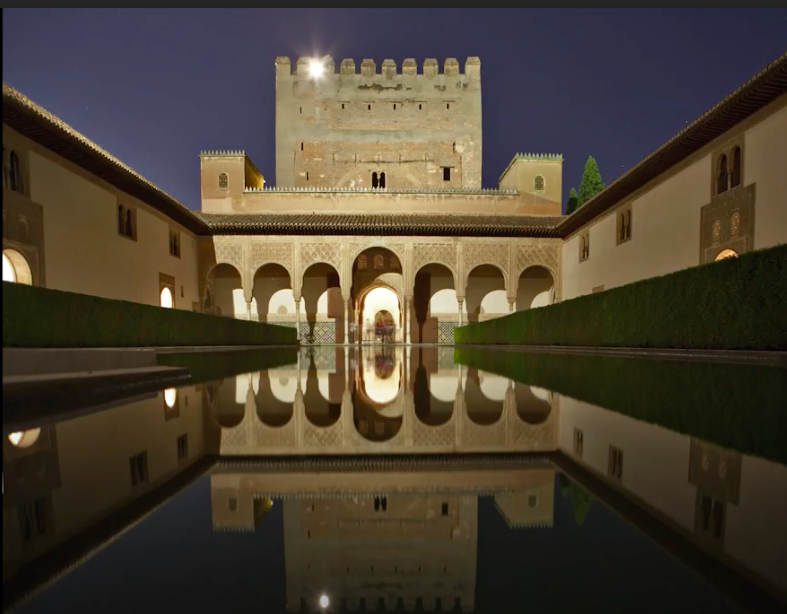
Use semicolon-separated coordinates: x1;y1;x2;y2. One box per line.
319;594;330;609
309;59;325;79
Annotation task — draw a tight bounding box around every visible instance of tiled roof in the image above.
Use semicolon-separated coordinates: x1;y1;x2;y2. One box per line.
198;212;563;237
557;49;787;236
2;84;209;234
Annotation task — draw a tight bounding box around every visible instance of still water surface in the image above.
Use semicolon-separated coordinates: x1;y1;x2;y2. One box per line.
3;346;786;613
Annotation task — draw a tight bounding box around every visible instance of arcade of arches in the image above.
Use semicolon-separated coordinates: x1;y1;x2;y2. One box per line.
206;346;556;455
202;238;561;343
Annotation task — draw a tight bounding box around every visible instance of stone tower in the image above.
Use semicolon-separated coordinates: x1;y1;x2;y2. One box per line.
274;56;482;189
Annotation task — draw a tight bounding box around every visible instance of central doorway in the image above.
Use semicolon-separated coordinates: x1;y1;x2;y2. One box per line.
359;286;402;343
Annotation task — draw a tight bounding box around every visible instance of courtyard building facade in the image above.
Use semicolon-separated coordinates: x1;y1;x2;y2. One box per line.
3;51;786;344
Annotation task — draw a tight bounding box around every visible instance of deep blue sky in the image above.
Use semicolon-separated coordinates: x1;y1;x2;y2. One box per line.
3;9;786;211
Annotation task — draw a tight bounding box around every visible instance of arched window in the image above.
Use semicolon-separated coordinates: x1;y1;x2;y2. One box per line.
160;286;174;309
373;254;384;270
730;211;740;237
379;172;386;189
371;172;378;189
10;151;22;193
218;172;228;189
125;209;134;238
3;249;33;285
731;147;742;188
534;175;545;191
715;248;738;261
717;155;728;195
357;255;368;270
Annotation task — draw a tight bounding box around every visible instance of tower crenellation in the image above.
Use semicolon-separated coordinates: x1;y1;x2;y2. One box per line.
275;56;483;189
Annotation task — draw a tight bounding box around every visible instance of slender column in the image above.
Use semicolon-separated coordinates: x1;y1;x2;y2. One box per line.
508;298;516;314
295;298;302;341
404;296;412;345
246;300;253;321
457;298;464;327
343;297;350;345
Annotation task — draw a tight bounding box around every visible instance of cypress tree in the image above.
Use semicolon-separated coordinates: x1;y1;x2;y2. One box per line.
578;156;605;205
565;187;579;214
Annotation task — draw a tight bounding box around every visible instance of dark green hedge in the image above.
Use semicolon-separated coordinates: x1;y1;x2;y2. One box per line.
454;347;787;465
2;282;297;348
455;244;787;350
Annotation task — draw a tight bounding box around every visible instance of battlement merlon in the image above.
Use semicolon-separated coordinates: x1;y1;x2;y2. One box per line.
274;56;481;81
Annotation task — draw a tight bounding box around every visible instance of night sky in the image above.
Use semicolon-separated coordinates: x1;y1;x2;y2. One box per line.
3;9;786;212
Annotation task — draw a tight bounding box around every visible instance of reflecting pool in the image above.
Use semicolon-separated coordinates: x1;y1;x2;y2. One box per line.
3;346;785;613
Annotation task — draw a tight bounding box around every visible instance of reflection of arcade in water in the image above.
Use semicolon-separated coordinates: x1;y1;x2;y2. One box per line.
206;346;556;455
211;459;556;612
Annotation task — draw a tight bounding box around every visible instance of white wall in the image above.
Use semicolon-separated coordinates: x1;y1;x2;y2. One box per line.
27;149;200;308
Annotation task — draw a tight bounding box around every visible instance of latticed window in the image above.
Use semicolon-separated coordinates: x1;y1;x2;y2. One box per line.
218;172;228;189
730;211;740;237
357;255;368;270
534;175;545;191
711;219;722;243
373;254;384;270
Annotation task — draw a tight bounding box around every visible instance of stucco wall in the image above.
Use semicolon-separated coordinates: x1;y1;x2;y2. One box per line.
561;99;787;301
24;146;200;308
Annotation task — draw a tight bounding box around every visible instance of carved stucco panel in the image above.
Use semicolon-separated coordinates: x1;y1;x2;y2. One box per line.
214;243;244;269
413;243;457;273
300;243;342;272
516;245;559;276
463;243;509;280
248;242;293;274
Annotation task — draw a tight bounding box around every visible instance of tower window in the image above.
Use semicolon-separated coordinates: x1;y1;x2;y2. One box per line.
300;142;304;151
299;107;302;114
218;172;228;190
443;167;451;181
379;172;386;189
579;233;590;262
393;103;397;110
446;103;450;110
419;104;422;110
306;172;309;181
534;175;545;191
118;205;136;240
368;104;371;110
341;103;345;109
372;172;378;189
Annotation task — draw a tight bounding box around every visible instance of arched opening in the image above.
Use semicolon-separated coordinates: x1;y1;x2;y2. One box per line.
360;287;401;343
302;262;343;344
252;263;293;324
413;263;458;343
516;266;555;311
715;248;738;261
466;265;507;324
515;384;552;424
371;172;379;189
534;175;545;191
210;378;246;428
7;428;42;449
218;172;228;189
205;263;243;318
160;286;174;309
731;147;742;188
463;368;505;425
164;388;177;409
352;247;404;343
2;249;33;285
717;155;728;195
413;350;455;426
257;370;295;427
303;355;341;427
353;347;403;442
379;172;386;189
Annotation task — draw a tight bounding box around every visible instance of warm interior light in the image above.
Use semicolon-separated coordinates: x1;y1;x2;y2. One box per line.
309;59;325;79
319;594;330;609
160;286;174;309
8;428;42;449
164;388;177;408
2;252;16;283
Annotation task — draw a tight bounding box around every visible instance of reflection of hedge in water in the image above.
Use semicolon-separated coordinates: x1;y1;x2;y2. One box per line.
454;348;787;465
158;348;298;384
559;474;592;526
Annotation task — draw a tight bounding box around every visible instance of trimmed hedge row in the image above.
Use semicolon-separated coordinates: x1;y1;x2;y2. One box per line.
2;282;297;348
454;347;787;465
455;244;787;350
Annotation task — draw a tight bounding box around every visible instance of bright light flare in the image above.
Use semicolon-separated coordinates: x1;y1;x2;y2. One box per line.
309;59;325;79
164;388;177;408
319;594;330;609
